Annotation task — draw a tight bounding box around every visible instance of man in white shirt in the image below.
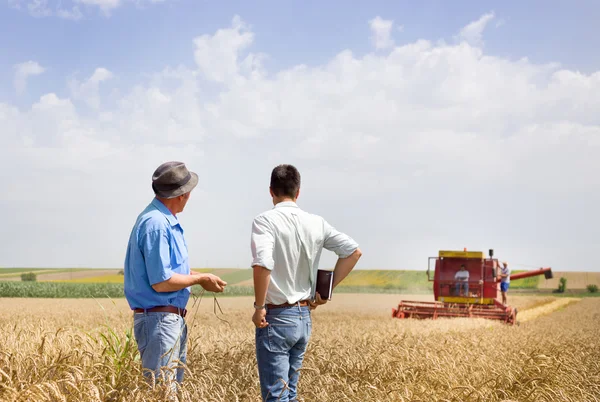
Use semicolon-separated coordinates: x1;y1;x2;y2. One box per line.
250;164;362;402
498;261;511;305
454;264;469;296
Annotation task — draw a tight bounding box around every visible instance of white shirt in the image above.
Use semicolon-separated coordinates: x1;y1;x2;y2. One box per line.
500;266;511;283
455;270;469;281
251;201;359;305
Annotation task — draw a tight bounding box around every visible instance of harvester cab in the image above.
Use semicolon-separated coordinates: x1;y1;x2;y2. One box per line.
393;248;553;325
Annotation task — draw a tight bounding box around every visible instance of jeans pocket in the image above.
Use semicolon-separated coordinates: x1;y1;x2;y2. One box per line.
133;316;148;352
158;313;184;351
267;317;296;353
160;313;181;326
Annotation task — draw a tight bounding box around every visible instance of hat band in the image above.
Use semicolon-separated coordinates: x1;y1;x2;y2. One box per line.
153;172;191;192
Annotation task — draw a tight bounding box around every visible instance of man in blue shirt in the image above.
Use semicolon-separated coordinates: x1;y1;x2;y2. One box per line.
124;161;227;386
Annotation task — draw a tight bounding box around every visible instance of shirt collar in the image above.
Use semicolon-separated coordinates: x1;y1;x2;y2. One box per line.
274;201;299;209
151;198;179;227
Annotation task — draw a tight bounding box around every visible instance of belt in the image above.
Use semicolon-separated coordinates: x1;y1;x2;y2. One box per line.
133;306;187;318
266;300;310;309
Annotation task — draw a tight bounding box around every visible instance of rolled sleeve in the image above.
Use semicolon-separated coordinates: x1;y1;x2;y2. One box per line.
251;215;275;270
323;220;358;258
141;229;174;285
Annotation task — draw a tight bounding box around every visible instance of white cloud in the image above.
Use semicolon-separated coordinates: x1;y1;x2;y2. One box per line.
8;0;22;9
193;15;263;83
1;16;599;271
69;67;113;109
27;0;52;17
75;0;121;15
8;0;83;19
369;16;395;49
13;61;45;95
56;5;83;20
9;0;170;18
458;12;495;47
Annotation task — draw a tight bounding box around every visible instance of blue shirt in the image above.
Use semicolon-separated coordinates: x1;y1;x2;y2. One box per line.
124;198;191;310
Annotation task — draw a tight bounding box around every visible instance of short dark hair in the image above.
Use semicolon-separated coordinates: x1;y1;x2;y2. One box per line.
270;164;301;198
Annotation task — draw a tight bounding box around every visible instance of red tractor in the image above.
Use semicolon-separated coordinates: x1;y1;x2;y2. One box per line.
392;249;553;325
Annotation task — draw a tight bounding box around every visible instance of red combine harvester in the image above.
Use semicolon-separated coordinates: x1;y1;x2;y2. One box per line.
392;249;553;325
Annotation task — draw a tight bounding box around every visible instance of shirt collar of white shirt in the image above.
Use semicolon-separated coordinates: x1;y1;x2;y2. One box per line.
273;201;299;209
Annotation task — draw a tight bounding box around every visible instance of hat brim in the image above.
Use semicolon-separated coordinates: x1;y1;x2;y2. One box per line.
154;172;198;199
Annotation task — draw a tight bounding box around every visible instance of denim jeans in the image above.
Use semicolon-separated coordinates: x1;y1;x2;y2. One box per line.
256;305;312;402
133;312;188;384
455;282;468;295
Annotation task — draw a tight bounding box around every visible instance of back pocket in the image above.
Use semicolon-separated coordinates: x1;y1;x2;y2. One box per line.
267;316;297;353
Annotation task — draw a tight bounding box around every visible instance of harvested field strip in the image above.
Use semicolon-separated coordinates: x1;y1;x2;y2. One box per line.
518;297;581;322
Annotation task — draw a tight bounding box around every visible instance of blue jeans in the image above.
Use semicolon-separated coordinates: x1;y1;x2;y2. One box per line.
256;306;312;402
455;282;468;295
133;312;188;384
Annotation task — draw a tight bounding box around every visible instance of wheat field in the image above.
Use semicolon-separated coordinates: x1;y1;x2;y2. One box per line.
1;294;599;402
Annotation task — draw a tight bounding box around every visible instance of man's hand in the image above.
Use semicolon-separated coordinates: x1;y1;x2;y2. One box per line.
252;308;268;328
308;292;328;310
198;273;227;293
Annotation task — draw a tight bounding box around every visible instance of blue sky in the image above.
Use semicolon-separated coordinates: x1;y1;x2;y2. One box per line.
3;0;600;106
1;0;599;271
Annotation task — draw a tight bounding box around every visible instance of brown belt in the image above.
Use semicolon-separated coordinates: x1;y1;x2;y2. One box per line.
134;306;187;318
266;300;310;309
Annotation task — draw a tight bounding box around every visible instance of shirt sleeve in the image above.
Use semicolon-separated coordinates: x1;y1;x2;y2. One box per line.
251;215;275;270
140;229;174;285
322;219;358;258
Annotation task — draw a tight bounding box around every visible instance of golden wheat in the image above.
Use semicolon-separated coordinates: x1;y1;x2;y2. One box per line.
0;294;598;402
